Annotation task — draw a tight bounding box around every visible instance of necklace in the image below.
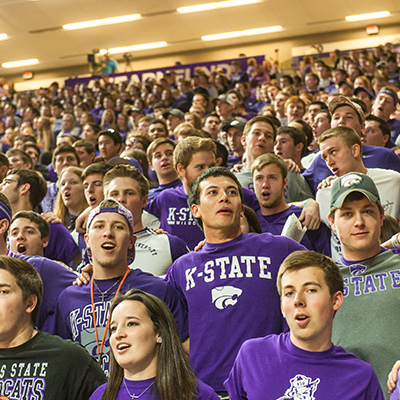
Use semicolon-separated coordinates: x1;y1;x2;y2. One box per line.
123;379;154;399
93;277;122;304
90;268;130;364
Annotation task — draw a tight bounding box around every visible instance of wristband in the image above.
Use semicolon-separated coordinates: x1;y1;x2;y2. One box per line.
390;233;400;249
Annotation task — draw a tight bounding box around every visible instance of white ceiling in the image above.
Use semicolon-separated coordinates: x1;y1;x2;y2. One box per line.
0;0;399;76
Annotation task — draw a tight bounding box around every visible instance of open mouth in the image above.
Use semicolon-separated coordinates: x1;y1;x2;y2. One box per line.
17;244;27;254
89;196;98;206
101;243;116;251
116;343;130;352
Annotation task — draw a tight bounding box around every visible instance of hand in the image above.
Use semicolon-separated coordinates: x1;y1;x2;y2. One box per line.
388;360;400;394
317;175;337;190
75;206;92;234
284;159;300;173
298;199;321;230
231;164;243;173
55;261;74;272
73;264;93;286
153;228;168;235
41;212;62;224
194;239;206;251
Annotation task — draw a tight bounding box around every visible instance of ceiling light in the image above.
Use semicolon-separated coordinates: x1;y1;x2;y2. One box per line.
178;0;260;13
105;41;167;55
0;34;8;41
63;14;141;30
345;11;390;22
2;59;39;68
202;25;282;41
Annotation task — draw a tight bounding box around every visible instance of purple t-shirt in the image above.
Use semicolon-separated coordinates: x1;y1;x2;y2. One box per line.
11;252;76;332
302;145;400;193
53;268;188;376
166;232;305;391
257;205;331;255
225;332;384;400
45;222;80;264
148;179;182;203
146;185;203;250
90;377;219;400
389;118;400;142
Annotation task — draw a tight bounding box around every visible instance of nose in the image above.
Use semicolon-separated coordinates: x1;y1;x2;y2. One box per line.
294;292;305;307
117;194;126;205
113;325;126;340
353;212;366;227
16;231;25;240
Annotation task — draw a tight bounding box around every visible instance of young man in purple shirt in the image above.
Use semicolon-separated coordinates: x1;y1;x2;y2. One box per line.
0;168;80;265
53;199;188;376
225;250;383;400
0;192;77;332
146;137;182;203
252;153;331;255
166;167;306;395
146;136;217;250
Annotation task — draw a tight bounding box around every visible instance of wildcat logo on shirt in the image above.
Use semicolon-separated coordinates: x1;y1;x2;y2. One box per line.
211;286;242;309
277;374;320;400
167;207;197;226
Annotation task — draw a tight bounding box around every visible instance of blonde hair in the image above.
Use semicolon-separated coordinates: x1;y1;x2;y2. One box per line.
54;166;87;229
173;137;216;170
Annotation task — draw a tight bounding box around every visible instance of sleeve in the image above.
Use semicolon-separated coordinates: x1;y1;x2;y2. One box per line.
366;368;385;400
52;290;74;339
89;384;107;400
302;158;318;194
286;171;314;203
44;223;79;264
32;257;77;331
145;193;162;218
68;342;107;400
224;346;248;400
196;379;221;400
162;282;189;341
242;188;260;211
168;234;190;262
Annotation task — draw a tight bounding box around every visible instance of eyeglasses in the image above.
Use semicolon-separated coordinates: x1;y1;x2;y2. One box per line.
126;139;144;148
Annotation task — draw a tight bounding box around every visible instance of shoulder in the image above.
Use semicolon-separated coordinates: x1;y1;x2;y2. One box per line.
88;383;107;400
196;379;220;400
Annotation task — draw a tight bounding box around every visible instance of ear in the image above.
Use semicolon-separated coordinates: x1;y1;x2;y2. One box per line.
240;204;244;219
0;219;9;237
129;234;137;250
149;162;155;172
191;203;201;219
84;233;90;249
280;302;286;319
176;163;185;179
240;135;247;148
25;294;38;316
19;183;30;197
141;194;148;209
295;142;304;155
352;144;361;158
327;214;336;232
283;177;288;188
332;290;343;312
42;237;49;249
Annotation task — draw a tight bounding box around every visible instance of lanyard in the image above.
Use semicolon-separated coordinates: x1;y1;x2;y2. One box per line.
90;267;130;364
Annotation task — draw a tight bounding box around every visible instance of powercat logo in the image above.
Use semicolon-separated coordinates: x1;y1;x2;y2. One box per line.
211;286;242;309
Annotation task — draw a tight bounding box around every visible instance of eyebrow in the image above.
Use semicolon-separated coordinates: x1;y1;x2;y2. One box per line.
283;281;322;290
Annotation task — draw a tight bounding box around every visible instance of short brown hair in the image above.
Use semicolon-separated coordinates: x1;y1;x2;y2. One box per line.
251;153;287;180
104;164;150;199
147;138;176;162
0;255;43;325
243;116;277;140
173;137;216;170
318;126;362;152
277;251;343;297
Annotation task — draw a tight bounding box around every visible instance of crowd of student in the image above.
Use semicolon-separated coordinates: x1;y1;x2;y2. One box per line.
0;42;399;399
